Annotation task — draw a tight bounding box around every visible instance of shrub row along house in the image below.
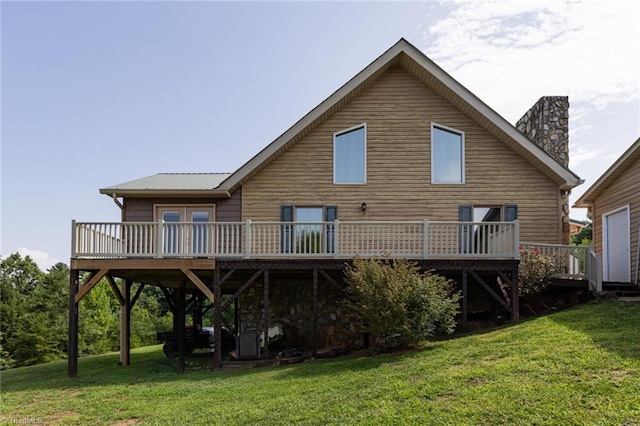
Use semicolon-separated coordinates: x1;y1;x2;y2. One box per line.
69;39;583;376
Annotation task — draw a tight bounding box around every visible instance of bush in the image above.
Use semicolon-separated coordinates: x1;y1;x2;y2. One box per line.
344;258;460;351
518;247;564;298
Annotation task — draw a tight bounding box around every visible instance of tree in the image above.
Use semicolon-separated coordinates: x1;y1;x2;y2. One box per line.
571;221;593;246
344;258;460;351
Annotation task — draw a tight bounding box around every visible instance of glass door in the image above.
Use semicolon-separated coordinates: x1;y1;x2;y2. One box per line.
155;206;214;255
188;208;212;255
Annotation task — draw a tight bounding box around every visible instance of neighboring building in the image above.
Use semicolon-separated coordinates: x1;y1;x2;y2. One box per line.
69;38;582;376
570;218;588;236
574;137;640;284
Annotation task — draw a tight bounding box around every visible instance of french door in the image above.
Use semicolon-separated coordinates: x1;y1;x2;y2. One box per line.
155;206;215;255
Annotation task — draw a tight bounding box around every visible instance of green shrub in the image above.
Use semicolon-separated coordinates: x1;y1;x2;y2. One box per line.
518;247;564;297
344;258;460;351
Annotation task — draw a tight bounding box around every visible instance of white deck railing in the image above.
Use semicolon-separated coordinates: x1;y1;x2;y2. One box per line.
72;220;520;260
519;242;603;291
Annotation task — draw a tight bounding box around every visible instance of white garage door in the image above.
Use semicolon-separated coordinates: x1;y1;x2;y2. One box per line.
603;207;631;282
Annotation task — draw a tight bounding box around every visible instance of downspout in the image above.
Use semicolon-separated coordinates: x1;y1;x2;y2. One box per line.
111;194;125;221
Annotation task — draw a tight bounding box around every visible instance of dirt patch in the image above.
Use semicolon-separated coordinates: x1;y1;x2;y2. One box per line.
45;411;79;424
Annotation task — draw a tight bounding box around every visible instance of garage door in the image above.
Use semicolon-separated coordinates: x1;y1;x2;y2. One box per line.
603;207;631;282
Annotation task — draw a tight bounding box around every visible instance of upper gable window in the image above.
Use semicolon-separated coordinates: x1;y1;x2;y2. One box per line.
431;123;465;184
334;124;366;184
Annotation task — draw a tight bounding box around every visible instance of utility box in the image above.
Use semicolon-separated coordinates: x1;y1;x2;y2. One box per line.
237;332;260;359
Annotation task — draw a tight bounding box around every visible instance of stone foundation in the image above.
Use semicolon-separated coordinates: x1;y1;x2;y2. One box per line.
238;278;364;351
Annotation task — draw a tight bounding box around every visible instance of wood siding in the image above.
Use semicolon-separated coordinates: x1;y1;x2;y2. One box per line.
242;67;561;244
592;156;640;282
123;188;242;223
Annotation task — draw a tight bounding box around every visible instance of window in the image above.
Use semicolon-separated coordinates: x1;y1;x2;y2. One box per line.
334;124;366;184
431;123;464;184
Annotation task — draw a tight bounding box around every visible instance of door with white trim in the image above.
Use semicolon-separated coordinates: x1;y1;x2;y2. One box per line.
603;207;631;282
155;206;215;255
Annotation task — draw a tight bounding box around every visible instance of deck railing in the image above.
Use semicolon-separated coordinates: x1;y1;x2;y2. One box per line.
519;242;603;291
72;219;520;260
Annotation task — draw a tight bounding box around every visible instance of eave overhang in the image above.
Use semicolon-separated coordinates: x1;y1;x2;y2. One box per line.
573;137;640;208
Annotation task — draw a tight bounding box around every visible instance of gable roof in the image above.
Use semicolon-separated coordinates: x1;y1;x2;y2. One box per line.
100;173;231;198
217;38;582;193
573;137;640;208
101;38;582;199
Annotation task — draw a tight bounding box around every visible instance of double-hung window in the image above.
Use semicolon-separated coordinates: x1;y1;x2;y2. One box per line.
431;123;464;184
334;124;366;184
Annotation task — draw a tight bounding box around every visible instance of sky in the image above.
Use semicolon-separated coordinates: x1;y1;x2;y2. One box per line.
2;0;639;271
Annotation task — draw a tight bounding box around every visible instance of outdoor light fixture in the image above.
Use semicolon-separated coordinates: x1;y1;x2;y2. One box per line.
361;202;367;213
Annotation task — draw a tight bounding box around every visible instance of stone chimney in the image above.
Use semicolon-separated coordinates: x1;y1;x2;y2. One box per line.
516;96;571;244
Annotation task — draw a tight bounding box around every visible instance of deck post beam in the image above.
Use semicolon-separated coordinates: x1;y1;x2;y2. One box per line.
120;279;131;367
221;269;264;312
106;275;125;306
213;269;222;370
319;269;343;293
462;268;468;331
130;283;146;310
181;268;215;303
68;269;80;378
176;282;186;374
160;286;176;314
313;269;318;358
511;267;520;321
75;268;109;303
469;270;511;313
262;269;270;360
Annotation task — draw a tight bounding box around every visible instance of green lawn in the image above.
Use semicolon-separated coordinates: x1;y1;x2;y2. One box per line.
1;300;639;425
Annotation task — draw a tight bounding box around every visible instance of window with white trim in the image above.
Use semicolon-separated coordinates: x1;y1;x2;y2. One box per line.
431;123;464;184
334;124;366;184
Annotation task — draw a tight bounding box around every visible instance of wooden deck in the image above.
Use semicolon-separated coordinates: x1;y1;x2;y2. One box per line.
68;220;604;378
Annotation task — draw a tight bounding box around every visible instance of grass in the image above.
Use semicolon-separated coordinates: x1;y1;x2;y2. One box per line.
1;299;639;425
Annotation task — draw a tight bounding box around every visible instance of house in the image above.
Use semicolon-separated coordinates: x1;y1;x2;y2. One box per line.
570;218;588;236
68;38;583;376
574;137;640;284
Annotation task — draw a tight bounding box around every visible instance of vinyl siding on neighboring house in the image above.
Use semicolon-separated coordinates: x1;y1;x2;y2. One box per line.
242;67;561;244
591;156;640;282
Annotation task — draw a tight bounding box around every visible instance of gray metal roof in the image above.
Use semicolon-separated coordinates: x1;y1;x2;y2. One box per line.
101;173;231;192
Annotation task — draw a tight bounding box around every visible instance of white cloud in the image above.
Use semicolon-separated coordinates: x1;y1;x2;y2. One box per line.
420;0;640;122
16;248;60;272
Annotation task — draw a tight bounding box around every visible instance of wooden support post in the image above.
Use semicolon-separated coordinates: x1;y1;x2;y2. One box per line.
462;268;468;332
176;283;186;374
120;279;131;367
313;269;318;358
68;269;80;378
193;295;203;328
213;269;222;370
511;268;520;322
262;269;270;360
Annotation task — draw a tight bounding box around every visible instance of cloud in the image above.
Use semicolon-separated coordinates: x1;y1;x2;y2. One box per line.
420;0;640;122
16;248;60;272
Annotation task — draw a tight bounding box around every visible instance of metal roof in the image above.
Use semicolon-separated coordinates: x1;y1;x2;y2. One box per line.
100;173;231;196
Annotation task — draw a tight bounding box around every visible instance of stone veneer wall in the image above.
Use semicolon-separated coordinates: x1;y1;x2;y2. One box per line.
238;278;364;352
516;96;571;244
